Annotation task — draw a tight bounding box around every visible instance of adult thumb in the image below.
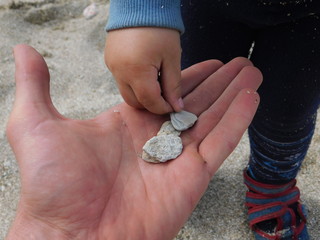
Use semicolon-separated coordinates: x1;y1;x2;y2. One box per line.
12;44;55;117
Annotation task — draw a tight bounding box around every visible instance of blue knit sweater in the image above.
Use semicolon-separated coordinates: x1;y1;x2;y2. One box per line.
106;0;184;33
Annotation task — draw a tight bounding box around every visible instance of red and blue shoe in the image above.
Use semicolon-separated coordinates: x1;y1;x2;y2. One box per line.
243;170;309;240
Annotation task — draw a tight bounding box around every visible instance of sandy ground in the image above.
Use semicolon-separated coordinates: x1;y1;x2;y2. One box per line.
0;0;320;239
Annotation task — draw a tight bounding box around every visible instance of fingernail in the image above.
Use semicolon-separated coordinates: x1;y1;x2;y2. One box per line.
178;97;184;109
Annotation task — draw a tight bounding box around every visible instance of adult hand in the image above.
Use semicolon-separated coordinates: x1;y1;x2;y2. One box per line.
105;27;182;114
6;45;262;240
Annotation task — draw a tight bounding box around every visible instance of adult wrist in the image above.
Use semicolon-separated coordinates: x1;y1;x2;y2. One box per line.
6;210;73;240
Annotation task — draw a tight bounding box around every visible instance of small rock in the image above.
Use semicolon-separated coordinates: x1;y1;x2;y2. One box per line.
142;134;183;163
170;110;198;131
83;3;98;19
141;151;161;163
141;111;197;164
157;121;181;136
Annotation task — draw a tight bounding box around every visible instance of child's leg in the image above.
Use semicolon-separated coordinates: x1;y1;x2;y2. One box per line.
181;1;320;239
246;14;320;239
180;0;254;69
248;14;320;184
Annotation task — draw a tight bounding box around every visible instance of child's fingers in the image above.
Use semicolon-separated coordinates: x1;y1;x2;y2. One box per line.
117;83;144;109
130;75;173;114
161;55;183;112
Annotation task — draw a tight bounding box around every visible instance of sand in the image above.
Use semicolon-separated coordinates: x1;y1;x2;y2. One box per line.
0;0;319;239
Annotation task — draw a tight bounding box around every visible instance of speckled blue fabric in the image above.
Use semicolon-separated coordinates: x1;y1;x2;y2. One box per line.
106;0;184;33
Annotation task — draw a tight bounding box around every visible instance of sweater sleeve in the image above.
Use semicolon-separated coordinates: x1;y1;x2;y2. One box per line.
106;0;184;33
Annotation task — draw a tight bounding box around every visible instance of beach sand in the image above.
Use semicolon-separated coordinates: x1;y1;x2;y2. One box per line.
0;1;319;239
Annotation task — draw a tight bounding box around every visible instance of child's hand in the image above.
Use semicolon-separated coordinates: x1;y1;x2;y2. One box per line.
105;27;182;114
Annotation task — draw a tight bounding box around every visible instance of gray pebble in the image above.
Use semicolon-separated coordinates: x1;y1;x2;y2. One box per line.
170;110;198;131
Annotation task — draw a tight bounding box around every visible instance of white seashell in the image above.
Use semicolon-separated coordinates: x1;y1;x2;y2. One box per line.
170;110;198;131
157;121;181;136
83;3;98;19
142;134;183;163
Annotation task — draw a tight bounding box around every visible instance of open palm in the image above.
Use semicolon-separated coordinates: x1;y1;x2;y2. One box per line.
6;45;262;240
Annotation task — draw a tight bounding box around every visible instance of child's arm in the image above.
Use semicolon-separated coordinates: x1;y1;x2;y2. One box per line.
104;0;184;114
